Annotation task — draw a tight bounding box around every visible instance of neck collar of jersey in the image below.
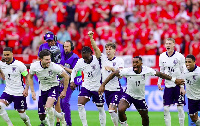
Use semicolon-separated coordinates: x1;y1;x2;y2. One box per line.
108;56;116;61
40;61;48;69
6;58;15;65
188;65;197;72
166;50;176;57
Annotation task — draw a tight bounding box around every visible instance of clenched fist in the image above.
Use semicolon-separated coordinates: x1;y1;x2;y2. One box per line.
88;31;94;38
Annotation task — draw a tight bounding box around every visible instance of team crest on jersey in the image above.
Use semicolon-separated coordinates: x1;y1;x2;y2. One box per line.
12;67;16;72
47;34;50;37
48;70;53;76
193;75;197;80
173;58;178;65
141;74;145;80
113;62;116;66
91;65;96;70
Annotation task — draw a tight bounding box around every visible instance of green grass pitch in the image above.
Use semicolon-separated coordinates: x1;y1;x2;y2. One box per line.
0;110;189;126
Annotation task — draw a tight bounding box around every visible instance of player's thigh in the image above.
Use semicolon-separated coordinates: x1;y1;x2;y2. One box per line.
163;87;175;105
174;85;185;105
78;87;92;105
13;96;27;111
91;91;105;106
0;92;13;106
118;99;130;112
133;99;148;111
46;86;60;108
188;99;200;116
105;90;121;109
138;109;149;118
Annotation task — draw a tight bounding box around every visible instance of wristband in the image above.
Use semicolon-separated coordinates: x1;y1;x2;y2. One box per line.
180;85;184;88
171;77;176;83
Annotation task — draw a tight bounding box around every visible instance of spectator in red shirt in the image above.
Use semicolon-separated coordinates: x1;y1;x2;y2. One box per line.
0;41;6;55
53;2;66;27
145;33;158;55
183;34;191;57
98;0;110;22
37;0;48;12
91;1;100;28
189;33;200;58
9;0;24;11
6;27;20;49
74;0;90;29
0;0;7;19
21;27;33;50
12;41;22;54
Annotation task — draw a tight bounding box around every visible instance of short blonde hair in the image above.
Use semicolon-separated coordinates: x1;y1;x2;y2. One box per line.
166;38;175;43
105;42;116;50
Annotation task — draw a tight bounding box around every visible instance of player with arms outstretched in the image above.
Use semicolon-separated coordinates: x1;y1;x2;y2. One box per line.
99;56;185;126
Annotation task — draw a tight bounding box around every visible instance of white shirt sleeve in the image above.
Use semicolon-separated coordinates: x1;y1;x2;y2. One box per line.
119;68;128;77
29;63;36;75
19;62;27;74
54;63;64;75
70;59;82;83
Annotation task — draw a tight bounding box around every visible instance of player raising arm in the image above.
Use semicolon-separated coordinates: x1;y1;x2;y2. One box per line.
29;49;69;126
70;46;106;126
88;31;124;126
98;56;184;126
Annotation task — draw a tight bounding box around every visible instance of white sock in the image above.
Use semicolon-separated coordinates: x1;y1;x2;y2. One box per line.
78;104;88;126
195;117;200;126
164;106;171;126
177;106;185;126
97;106;106;126
120;121;127;126
54;109;62;119
0;102;13;126
19;112;31;126
46;107;55;126
109;110;118;126
41;118;49;125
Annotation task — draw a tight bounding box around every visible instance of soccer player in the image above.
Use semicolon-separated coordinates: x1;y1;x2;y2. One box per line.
0;47;31;126
38;31;64;126
29;49;69;126
88;31;124;126
70;46;106;126
59;40;80;126
184;54;200;126
98;56;185;126
157;38;186;126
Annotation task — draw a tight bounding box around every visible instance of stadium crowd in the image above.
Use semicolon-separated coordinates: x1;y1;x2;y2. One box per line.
0;0;200;58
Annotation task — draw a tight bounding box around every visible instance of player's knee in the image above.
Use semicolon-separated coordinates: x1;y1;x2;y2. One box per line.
0;102;6;114
39;114;46;121
78;104;84;111
118;107;126;113
19;112;28;121
164;106;170;113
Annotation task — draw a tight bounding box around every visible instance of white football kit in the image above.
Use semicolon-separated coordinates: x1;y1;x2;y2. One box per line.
158;51;185;87
100;53;124;91
29;61;64;91
0;59;28;96
119;66;156;100
71;55;101;91
184;66;200;100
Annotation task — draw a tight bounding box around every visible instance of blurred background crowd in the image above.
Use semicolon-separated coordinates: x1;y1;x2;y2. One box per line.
0;0;200;59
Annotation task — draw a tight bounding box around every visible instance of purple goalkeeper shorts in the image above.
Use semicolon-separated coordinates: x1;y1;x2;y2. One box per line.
0;92;27;110
121;93;148;110
78;87;105;105
104;90;122;107
38;86;59;114
163;85;185;106
188;98;200;115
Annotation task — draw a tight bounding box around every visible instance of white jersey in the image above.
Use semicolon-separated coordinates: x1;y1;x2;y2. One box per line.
183;66;200;100
159;51;185;88
29;61;64;91
119;66;156;100
71;55;101;91
100;53;124;91
0;59;27;96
